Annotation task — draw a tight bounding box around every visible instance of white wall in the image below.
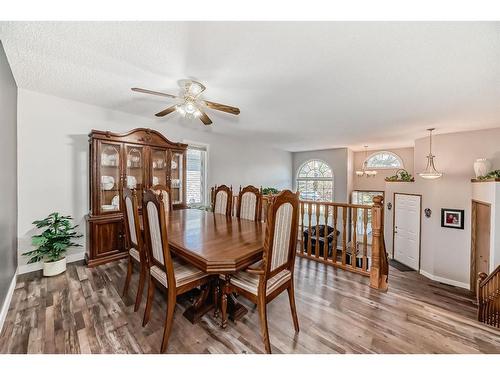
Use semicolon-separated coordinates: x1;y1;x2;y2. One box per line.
353;147;414;192
17;89;292;272
292;148;349;203
385;128;500;289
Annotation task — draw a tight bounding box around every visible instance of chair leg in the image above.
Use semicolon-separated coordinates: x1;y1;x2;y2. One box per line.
142;275;155;327
287;281;300;332
134;264;146;312
160;293;176;353
257;297;272;354
122;255;133;297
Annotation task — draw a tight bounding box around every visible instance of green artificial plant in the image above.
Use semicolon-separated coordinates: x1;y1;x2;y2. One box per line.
385;169;414;182
478;170;500;180
22;212;83;264
262;187;280;195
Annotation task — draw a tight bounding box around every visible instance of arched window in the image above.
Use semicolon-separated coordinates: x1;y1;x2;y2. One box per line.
296;160;334;201
365;151;403;169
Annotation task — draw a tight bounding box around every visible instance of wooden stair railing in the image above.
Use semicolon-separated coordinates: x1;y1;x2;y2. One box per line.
477;265;500;328
232;194;389;291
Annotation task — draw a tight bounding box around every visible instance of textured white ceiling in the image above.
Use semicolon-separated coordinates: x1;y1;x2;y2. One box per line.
1;21;500;151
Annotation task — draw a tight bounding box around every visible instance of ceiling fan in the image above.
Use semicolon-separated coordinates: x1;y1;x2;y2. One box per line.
131;80;240;126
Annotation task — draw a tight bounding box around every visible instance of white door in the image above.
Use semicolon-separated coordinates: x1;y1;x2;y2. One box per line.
394;194;421;270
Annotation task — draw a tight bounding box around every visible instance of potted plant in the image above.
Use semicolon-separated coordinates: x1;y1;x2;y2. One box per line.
385;169;415;182
478;169;500;180
22;212;82;277
262;187;280;195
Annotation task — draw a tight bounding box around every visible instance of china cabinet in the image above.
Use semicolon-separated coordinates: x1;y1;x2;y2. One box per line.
86;128;187;267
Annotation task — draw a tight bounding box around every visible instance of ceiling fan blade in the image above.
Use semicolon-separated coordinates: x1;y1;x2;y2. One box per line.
198;110;213;125
155;105;177;117
203;100;240;115
131;87;177;99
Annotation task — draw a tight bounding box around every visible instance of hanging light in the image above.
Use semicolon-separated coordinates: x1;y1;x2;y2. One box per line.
356;146;378;178
419;128;443;180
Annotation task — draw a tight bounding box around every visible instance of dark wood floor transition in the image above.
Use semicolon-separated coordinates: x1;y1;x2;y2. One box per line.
1;257;499;354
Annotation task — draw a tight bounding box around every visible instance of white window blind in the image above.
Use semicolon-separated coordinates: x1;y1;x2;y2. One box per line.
186;145;207;205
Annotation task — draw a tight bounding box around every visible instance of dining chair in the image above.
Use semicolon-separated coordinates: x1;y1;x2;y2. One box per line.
152;184;172;215
122;187;148;312
236;185;262;221
141;189;212;353
220;189;300;353
211;184;233;216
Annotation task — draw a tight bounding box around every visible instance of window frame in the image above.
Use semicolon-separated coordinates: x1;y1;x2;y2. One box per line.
364;151;404;170
184;140;209;206
296;159;334;202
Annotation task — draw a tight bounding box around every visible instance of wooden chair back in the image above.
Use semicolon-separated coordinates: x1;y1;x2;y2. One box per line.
152;184;172;214
262;190;300;279
142;189;177;290
212;185;233;216
123;187;145;262
237;185;262;221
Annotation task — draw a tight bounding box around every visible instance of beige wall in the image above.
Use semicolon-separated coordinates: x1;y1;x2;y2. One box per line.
353;147;414;192
384;127;500;289
292;148;349;203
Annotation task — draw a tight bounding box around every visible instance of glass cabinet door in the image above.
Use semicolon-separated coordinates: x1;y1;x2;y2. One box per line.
151;148;169;187
125;145;145;203
99;142;122;214
170;151;184;205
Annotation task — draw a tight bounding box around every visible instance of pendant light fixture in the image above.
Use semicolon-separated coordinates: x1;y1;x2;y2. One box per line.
356;146;377;177
419;128;443;180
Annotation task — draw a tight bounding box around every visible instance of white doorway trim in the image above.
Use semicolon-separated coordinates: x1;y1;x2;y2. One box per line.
392;192;422;271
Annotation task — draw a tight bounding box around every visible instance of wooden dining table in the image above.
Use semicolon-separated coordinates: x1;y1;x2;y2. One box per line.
165;208;266;325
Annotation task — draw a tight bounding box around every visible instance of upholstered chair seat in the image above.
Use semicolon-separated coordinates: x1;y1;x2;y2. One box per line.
221;266;291;296
150;258;206;288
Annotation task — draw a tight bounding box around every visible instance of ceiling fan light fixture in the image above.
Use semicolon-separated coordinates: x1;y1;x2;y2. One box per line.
189;82;204;96
175;104;186;116
131;80;239;126
184;101;197;115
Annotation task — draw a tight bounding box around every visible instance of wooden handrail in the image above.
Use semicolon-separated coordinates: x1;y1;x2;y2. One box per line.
229;192;389;291
479;264;500;287
477;266;500;328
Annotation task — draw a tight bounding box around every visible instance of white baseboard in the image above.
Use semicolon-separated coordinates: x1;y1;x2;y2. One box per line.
17;251;85;275
419;269;470;290
0;271;17;335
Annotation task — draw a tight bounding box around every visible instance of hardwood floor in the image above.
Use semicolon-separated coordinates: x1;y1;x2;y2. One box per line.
1;257;499;354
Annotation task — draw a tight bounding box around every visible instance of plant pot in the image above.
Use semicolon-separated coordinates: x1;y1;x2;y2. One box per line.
43;257;67;277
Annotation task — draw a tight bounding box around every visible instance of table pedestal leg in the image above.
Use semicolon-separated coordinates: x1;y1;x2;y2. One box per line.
183;281;214;324
213;279;220;318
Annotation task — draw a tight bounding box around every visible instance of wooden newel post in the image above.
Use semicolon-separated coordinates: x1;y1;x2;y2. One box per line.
477;272;487;322
370;195;389;291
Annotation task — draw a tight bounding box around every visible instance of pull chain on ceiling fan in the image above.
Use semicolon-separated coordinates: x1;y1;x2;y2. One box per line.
131;80;240;126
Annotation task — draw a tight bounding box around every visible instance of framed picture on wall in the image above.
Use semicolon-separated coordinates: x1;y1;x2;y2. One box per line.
441;208;465;229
